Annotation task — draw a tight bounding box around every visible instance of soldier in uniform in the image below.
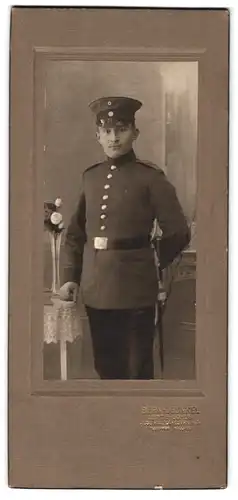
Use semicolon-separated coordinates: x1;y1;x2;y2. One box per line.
59;96;190;380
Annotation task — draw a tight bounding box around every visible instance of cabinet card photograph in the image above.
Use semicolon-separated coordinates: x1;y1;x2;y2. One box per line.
42;60;198;381
9;8;228;489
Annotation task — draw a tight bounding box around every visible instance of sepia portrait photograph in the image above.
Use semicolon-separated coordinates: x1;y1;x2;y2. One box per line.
9;7;229;489
43;59;197;382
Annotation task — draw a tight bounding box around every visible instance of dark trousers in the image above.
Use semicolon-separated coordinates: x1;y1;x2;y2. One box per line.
85;306;155;380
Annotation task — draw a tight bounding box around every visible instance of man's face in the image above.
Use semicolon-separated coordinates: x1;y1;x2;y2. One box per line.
96;122;139;159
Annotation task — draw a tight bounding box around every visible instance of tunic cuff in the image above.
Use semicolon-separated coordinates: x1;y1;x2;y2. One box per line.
63;266;81;285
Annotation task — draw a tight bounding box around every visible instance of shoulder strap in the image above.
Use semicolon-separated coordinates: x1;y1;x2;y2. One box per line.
84;161;102;173
136;159;164;172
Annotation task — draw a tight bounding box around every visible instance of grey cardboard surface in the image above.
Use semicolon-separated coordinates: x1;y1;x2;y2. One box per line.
9;8;228;488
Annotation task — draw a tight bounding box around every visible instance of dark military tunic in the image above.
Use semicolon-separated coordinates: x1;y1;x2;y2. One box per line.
64;150;190;310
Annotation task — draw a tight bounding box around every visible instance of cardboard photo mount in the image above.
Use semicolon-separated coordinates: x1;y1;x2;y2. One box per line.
9;8;229;489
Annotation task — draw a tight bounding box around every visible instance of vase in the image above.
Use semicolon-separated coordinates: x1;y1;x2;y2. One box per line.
49;231;62;295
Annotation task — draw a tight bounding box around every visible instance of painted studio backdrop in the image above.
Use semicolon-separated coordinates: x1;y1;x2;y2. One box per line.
43;61;198;380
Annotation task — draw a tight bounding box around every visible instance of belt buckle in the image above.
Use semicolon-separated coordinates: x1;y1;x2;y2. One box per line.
94;236;108;250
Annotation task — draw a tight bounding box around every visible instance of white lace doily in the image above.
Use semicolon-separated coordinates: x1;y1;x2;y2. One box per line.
44;298;83;344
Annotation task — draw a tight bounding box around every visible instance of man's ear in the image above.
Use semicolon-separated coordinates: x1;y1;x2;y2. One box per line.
134;128;140;140
96;130;100;142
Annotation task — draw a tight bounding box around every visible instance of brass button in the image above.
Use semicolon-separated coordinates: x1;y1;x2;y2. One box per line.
103;194;108;200
111;165;117;170
100;225;106;231
101;204;107;210
104;184;110;189
107;173;112;179
100;214;106;219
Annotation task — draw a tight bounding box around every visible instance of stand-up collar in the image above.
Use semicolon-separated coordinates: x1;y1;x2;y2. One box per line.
107;149;136;166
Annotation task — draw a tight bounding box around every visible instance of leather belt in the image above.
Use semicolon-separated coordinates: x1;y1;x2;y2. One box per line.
93;236;151;250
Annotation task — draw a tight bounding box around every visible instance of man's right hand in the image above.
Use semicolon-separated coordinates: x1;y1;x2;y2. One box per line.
59;282;79;302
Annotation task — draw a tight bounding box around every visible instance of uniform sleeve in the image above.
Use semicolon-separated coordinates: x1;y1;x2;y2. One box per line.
150;168;191;269
63;184;86;284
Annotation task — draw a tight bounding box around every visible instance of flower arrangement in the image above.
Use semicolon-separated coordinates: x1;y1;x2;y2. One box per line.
44;198;64;295
44;198;64;233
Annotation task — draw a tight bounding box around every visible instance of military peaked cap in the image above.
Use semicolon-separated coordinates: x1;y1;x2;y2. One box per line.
89;96;142;126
